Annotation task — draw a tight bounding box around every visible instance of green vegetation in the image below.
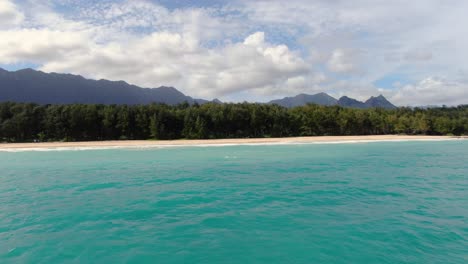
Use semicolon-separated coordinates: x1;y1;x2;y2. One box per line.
0;102;467;142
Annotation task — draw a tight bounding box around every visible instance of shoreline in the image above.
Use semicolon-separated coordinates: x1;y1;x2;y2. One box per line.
0;135;465;151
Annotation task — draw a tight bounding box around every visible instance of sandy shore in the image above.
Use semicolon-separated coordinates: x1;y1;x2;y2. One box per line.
0;135;464;150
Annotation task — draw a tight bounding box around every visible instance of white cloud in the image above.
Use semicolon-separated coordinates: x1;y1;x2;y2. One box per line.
404;50;432;61
0;29;90;63
0;0;467;105
16;30;308;99
391;77;468;106
0;0;24;27
243;31;266;47
183;32;309;97
327;49;356;73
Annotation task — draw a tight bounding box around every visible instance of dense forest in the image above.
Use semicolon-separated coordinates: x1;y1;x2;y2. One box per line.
0;102;467;142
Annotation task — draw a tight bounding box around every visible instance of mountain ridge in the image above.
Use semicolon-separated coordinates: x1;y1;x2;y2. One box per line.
336;96;367;109
269;92;338;108
0;68;396;108
0;68;210;105
269;93;397;109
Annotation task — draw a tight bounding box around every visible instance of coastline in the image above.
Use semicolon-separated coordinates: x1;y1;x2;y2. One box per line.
0;135;464;151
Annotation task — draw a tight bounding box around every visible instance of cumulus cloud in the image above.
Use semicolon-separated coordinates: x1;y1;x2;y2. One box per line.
1;1;310;99
236;0;468;103
0;0;467;105
391;77;468;106
20;30;308;98
187;31;309;97
0;29;90;63
0;0;23;27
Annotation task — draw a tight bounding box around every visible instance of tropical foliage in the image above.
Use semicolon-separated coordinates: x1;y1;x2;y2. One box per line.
0;102;466;142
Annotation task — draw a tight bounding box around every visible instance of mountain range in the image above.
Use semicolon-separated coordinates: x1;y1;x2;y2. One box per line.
268;93;396;109
0;68;396;109
0;68;210;105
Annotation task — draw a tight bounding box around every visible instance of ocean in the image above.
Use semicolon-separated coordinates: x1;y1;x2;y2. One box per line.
1;140;467;263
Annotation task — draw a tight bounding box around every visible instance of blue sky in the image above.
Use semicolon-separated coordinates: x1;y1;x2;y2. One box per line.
0;0;467;105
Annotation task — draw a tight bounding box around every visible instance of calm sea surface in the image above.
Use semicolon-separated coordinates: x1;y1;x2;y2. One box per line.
1;140;467;263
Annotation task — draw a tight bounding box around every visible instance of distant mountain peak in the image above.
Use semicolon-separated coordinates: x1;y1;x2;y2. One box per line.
367;94;384;100
316;92;329;96
364;94;396;109
157;86;181;92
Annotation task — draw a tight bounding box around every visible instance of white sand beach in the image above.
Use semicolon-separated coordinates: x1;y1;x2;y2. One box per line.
0;135;463;150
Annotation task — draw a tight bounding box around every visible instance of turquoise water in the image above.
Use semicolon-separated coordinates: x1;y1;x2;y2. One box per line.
1;140;468;263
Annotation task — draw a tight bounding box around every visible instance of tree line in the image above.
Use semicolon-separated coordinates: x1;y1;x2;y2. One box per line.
0;102;466;142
